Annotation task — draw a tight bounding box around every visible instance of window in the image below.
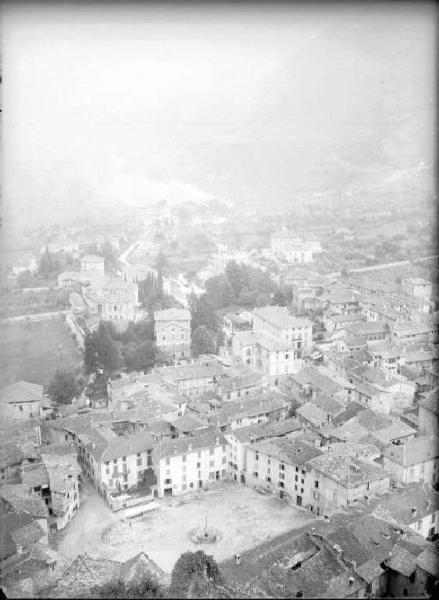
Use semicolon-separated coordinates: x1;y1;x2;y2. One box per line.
432;514;436;523
182;455;186;463
294;485;298;491
198;451;202;458
279;481;285;488
182;483;187;491
222;456;226;464
136;458;142;466
253;472;259;478
280;463;285;471
209;460;214;467
197;462;201;468
295;475;298;482
295;466;299;472
301;478;305;485
165;478;172;484
279;473;285;480
255;453;259;461
114;305;117;311
209;472;215;480
266;476;272;483
315;480;319;489
301;488;304;494
166;457;170;466
209;448;214;456
182;475;187;482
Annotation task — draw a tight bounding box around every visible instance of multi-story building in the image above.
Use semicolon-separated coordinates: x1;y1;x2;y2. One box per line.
374;484;439;540
270;231;313;263
80;254;105;275
252;307;313;354
155;362;225;398
153;431;228;497
246;437;323;505
153;308;191;361
204;391;290;432
381;436;439;486
216;371;267;402
306;453;390;514
402;278;432;301
96;279;138;330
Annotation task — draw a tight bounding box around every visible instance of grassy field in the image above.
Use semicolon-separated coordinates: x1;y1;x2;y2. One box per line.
0;317;81;390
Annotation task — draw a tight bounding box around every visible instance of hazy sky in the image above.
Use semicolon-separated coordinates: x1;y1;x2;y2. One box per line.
1;1;437;230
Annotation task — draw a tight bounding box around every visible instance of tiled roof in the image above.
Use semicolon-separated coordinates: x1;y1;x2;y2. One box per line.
0;381;43;404
156;363;224;382
207;392;289;427
251;437;323;466
370;421;417;447
218;372;264;393
382;435;438;466
11;520;45;547
154;308;191;321
0;442;25;469
169;414;208;432
326;526;372;566
415;547;439;577
154;430;227;460
308;454;389;488
349;321;390;334
348;515;400;563
0;505;34;560
332;402;365;426
20;463;50;489
354;559;385;583
377;484;439;526
100;431;155;463
0;484;48;518
297;402;331;428
252;306;312;329
385;545;417;577
120;552;166;586
48;553;122;598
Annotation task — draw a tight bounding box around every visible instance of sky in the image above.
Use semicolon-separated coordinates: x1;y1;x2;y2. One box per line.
1;1;437;232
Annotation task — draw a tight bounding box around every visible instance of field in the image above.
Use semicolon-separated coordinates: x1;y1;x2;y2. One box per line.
0;317;81;389
51;480;318;575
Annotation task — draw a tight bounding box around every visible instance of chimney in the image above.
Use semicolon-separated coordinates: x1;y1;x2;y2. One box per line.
348;577;355;587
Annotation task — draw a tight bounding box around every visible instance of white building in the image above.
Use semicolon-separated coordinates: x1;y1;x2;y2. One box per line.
154;308;191;361
382;436;439;486
153;431;228;497
80;255;105;275
0;381;43;420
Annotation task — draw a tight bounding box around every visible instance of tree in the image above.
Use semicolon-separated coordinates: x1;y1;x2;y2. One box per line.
225;261;247;299
271;289;288;307
189;293;218;333
96;322;123;373
89;576;165;599
84;331;100;374
205;274;234;309
155;251;168;296
48;369;82;404
191;325;216;358
170;551;222;599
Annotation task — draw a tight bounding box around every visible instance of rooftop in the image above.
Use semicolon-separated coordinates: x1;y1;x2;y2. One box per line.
251;437;323;466
253;306;313;330
154;430;227;460
207;392;289;427
153;308;191;321
308;454;389;488
382;436;438;466
0;380;44;404
377;484;439;525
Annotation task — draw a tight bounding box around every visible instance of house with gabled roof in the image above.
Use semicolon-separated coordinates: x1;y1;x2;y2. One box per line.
0;381;43;420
